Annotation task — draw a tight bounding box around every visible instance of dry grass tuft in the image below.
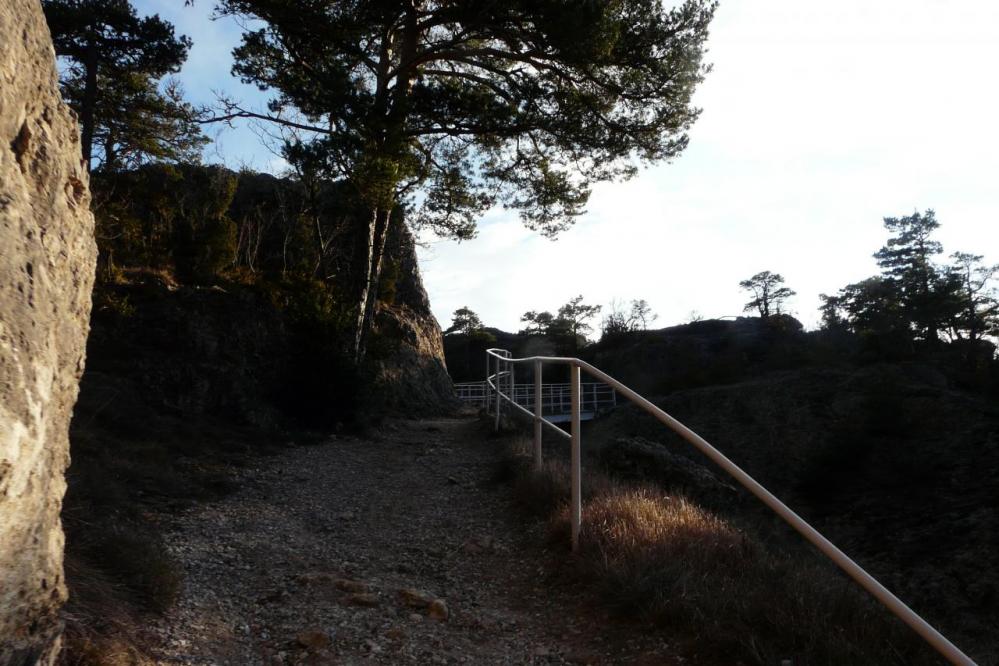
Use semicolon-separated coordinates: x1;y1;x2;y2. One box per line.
502;440;940;666
59;555;152;666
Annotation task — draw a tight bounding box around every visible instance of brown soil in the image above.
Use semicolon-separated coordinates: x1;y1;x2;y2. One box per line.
147;415;680;665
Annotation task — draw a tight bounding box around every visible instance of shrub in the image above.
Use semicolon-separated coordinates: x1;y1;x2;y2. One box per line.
172;167;239;283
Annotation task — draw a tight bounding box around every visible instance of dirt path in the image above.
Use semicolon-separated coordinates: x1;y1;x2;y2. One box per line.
148;415;678;665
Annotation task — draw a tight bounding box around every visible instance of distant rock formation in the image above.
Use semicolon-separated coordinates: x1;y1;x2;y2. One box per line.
0;1;97;663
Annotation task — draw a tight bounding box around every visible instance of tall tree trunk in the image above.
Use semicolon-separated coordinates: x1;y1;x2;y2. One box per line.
920;270;940;345
353;208;391;363
309;183;328;278
352;7;415;362
81;41;97;172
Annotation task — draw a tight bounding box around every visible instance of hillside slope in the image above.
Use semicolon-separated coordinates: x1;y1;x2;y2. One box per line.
586;361;998;663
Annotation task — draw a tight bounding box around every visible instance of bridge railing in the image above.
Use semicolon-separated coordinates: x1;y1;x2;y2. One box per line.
483;347;975;666
455;380;616;416
455;381;489;404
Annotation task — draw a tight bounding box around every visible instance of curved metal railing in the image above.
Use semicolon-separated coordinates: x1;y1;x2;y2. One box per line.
483;347;975;666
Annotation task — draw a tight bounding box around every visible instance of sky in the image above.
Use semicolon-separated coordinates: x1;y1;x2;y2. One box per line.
136;0;999;332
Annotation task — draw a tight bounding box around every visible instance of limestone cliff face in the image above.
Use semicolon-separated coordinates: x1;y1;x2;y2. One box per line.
0;1;97;663
370;222;456;414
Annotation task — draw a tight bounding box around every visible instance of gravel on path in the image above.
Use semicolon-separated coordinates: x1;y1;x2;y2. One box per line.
149;415;681;665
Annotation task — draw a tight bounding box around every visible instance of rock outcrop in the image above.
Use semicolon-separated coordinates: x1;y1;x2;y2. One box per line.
0;1;97;663
370;221;456;414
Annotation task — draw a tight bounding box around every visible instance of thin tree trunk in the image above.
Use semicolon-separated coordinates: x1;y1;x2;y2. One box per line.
353;208;380;362
312;215;329;280
282;228;290;276
103;133;117;173
81;41;97;172
353;208;392;363
353;10;414;362
311;200;327;278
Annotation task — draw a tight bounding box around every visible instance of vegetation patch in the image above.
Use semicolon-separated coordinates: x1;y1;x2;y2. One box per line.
498;436;942;666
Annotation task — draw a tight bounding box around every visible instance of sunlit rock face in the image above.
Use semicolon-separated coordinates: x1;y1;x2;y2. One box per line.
0;1;96;662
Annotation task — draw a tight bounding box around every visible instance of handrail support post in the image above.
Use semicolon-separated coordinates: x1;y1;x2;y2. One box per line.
570;363;581;552
533;360;543;470
485;353;491;412
509;355;515;415
494;355;501;431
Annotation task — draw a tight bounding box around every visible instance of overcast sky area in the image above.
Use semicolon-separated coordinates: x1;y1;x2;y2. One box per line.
137;0;999;332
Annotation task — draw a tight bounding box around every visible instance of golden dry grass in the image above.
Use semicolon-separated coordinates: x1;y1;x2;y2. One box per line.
500;440;942;666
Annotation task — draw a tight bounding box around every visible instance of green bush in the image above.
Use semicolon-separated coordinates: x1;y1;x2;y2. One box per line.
172;166;238;283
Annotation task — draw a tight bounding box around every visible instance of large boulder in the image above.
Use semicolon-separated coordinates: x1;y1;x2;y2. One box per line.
0;1;96;663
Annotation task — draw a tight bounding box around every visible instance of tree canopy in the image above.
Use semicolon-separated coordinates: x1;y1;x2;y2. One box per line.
445;306;485;336
601;298;657;339
557;295;602;341
212;0;717;360
520;310;556;336
740;271;795;319
821;210;998;361
873;210;948;343
44;0;205;171
948;252;999;345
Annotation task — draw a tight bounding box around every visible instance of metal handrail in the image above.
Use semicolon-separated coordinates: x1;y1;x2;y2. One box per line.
485;370;570;441
482;347;976;666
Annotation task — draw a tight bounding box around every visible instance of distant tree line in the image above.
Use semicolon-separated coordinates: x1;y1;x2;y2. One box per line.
445;295;661;354
819;210;997;363
736;210;997;364
520;295;603;352
449;207;997;379
601;299;658;339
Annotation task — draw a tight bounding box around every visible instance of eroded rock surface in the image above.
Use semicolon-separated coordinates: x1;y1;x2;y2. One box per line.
0;1;96;663
371;222;456;415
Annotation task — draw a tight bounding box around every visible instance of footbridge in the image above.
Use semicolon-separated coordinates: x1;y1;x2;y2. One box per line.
454;379;616;422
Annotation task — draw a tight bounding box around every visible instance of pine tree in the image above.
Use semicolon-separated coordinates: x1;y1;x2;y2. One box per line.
43;0;205;171
445;306;485;336
556;295;602;351
873;210;948;343
740;271;795;319
946;252;999;345
629;299;657;330
520;311;556;337
211;0;717;361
